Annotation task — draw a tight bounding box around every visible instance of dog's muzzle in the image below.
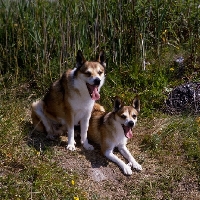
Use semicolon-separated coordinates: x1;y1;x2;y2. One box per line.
122;123;133;139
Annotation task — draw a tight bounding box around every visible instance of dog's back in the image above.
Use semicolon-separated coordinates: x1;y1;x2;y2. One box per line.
88;103;106;144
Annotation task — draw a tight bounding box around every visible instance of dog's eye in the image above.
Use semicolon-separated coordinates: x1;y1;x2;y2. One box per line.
85;71;91;76
98;71;103;75
121;114;126;119
132;114;137;119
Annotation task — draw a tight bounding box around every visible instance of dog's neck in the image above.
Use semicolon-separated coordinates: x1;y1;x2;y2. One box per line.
69;69;96;101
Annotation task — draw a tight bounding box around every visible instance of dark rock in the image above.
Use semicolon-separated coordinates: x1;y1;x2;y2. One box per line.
165;82;200;114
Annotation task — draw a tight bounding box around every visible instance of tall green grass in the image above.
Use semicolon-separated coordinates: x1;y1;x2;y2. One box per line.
0;0;199;110
1;0;199;77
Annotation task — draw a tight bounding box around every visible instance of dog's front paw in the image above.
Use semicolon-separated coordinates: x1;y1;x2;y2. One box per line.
122;164;132;175
83;143;94;150
66;144;76;151
128;162;142;171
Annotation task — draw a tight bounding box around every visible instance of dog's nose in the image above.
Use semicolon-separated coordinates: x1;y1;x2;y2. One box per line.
94;78;101;86
128;121;134;127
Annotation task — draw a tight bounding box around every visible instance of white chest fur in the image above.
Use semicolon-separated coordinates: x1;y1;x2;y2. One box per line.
68;69;95;125
113;122;128;146
73;100;94;125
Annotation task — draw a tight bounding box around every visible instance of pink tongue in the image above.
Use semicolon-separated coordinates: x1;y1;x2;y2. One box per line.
124;126;133;138
92;86;100;100
87;84;100;100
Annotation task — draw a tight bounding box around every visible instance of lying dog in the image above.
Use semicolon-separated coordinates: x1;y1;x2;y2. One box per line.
88;96;142;175
31;50;106;151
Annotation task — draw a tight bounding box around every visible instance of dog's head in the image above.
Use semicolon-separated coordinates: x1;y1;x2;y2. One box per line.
74;50;106;100
114;96;140;138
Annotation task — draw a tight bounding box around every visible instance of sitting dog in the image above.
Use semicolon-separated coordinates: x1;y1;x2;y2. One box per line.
88;96;142;175
31;50;106;151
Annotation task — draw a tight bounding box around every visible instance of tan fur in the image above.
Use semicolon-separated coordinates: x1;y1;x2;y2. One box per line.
93;102;105;112
88;96;142;175
31;50;106;151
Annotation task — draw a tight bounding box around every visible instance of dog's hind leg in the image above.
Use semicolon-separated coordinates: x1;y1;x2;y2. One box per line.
31;105;45;132
31;100;54;139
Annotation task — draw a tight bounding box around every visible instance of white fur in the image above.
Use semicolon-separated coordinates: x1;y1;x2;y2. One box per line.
66;69;104;151
104;122;142;175
32;101;54;139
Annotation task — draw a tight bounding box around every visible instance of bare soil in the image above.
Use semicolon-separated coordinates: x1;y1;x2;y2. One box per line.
28;120;200;200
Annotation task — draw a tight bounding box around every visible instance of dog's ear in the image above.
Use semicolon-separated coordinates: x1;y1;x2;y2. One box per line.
97;50;106;68
132;96;140;113
114;96;123;112
76;50;86;68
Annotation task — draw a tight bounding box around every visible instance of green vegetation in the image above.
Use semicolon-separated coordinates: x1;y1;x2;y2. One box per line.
0;0;200;199
1;0;200;110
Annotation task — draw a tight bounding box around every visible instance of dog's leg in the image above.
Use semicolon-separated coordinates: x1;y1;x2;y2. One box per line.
31;107;45;132
104;149;132;175
64;111;76;151
80;118;94;150
118;145;142;171
66;126;76;151
32;101;54;139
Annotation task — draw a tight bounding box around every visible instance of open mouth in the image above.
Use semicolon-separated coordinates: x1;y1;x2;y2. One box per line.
86;83;100;100
122;125;133;139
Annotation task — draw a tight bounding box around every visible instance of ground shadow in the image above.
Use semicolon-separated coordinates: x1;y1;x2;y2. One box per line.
21;121;109;168
21;120;63;152
79;141;109;168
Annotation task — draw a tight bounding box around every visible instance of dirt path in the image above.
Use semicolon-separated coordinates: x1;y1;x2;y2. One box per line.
51;133;199;200
53;136;146;199
28;116;200;200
